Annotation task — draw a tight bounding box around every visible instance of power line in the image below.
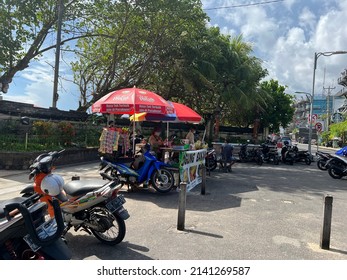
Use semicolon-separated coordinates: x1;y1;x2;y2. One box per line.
203;0;284;11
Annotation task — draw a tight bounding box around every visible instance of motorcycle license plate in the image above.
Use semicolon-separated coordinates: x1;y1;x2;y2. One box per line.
23;235;41;252
106;195;126;213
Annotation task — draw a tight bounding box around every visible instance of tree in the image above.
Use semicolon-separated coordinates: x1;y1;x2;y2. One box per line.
163;29;268;122
71;0;208;111
258;79;295;132
0;0;86;93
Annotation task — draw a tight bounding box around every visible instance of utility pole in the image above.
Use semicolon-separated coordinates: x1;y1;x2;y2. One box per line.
52;0;64;108
324;86;335;127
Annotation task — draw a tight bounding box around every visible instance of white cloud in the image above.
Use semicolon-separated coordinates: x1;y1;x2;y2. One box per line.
239;6;278;51
4;0;347;112
4;50;80;111
298;7;316;32
283;0;297;11
204;0;347;98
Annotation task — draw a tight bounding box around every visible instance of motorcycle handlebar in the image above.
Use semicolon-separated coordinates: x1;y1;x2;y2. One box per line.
29;150;65;179
100;172;114;181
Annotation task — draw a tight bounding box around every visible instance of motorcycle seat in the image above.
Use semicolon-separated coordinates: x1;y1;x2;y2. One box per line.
63;179;107;197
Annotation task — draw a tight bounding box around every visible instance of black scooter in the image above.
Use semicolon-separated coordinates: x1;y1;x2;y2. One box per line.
326;154;347;179
0;193;71;260
260;143;280;165
316;151;334;170
280;141;295;165
291;145;311;165
239;142;263;165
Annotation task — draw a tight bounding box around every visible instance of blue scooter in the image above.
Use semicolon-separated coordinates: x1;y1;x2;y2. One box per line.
100;145;175;193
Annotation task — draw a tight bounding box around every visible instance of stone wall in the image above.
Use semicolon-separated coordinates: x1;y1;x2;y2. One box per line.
0;100;88;121
0;148;99;170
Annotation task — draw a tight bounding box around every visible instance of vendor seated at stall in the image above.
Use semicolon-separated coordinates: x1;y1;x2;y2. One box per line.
149;127;164;159
185;125;196;145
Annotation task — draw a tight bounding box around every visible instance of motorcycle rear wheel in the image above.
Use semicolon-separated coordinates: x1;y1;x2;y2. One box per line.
151;168;174;193
328;167;344;179
305;157;311;165
89;206;126;245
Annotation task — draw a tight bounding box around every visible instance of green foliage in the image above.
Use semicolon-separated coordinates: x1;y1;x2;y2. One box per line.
0;119;101;151
57;121;76;146
0;0;91;89
320;130;331;145
258;79;295;131
329;121;347;138
1;0;288;136
72;0;208;111
32;120;55;136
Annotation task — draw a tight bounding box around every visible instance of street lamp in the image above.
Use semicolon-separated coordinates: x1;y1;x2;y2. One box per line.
306;51;347;155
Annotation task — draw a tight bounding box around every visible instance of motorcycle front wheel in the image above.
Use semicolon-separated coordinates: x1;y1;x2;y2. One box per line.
151;168;174;193
205;157;217;171
89;206;126;245
317;159;327;170
328;166;344;179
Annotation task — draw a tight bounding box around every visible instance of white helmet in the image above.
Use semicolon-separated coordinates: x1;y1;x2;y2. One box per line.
41;174;64;196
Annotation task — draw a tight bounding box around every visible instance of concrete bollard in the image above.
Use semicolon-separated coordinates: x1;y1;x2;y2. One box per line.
177;182;187;231
320;194;333;250
201;165;206;195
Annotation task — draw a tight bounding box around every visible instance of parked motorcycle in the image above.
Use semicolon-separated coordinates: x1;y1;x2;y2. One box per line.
316;151;334;170
280;141;295;165
205;148;218;172
205;144;236;172
0;193;71;260
239;142;263;165
20;150;129;245
291;145;311;165
260;143;280;165
326;154;347;179
99;144;175;193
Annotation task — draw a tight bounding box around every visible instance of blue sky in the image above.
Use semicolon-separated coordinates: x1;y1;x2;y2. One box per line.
2;0;347;111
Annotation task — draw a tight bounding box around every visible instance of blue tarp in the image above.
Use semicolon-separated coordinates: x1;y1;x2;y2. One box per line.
335;146;347;156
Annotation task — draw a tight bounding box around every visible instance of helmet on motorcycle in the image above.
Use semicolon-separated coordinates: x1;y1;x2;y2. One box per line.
41;174;64;196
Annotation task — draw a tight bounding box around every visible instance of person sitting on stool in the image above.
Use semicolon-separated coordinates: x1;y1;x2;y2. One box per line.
149;127;164;159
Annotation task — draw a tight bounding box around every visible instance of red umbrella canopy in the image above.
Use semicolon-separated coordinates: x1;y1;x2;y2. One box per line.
171;102;202;123
91;87;175;115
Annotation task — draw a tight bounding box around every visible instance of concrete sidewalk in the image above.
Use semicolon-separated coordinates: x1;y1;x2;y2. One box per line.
1;157;347;260
59;162;347;260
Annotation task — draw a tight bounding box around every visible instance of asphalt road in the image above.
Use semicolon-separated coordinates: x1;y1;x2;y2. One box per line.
1;157;347;260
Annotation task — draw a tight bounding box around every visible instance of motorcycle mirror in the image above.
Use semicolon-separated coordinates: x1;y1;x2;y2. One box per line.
20;116;30;125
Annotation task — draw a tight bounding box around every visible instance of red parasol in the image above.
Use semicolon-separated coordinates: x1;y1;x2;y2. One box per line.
170;102;202;123
91;87;175;115
91;87;174;155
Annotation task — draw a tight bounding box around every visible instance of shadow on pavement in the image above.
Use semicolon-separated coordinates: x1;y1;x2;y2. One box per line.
65;233;153;260
119;173;259;212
